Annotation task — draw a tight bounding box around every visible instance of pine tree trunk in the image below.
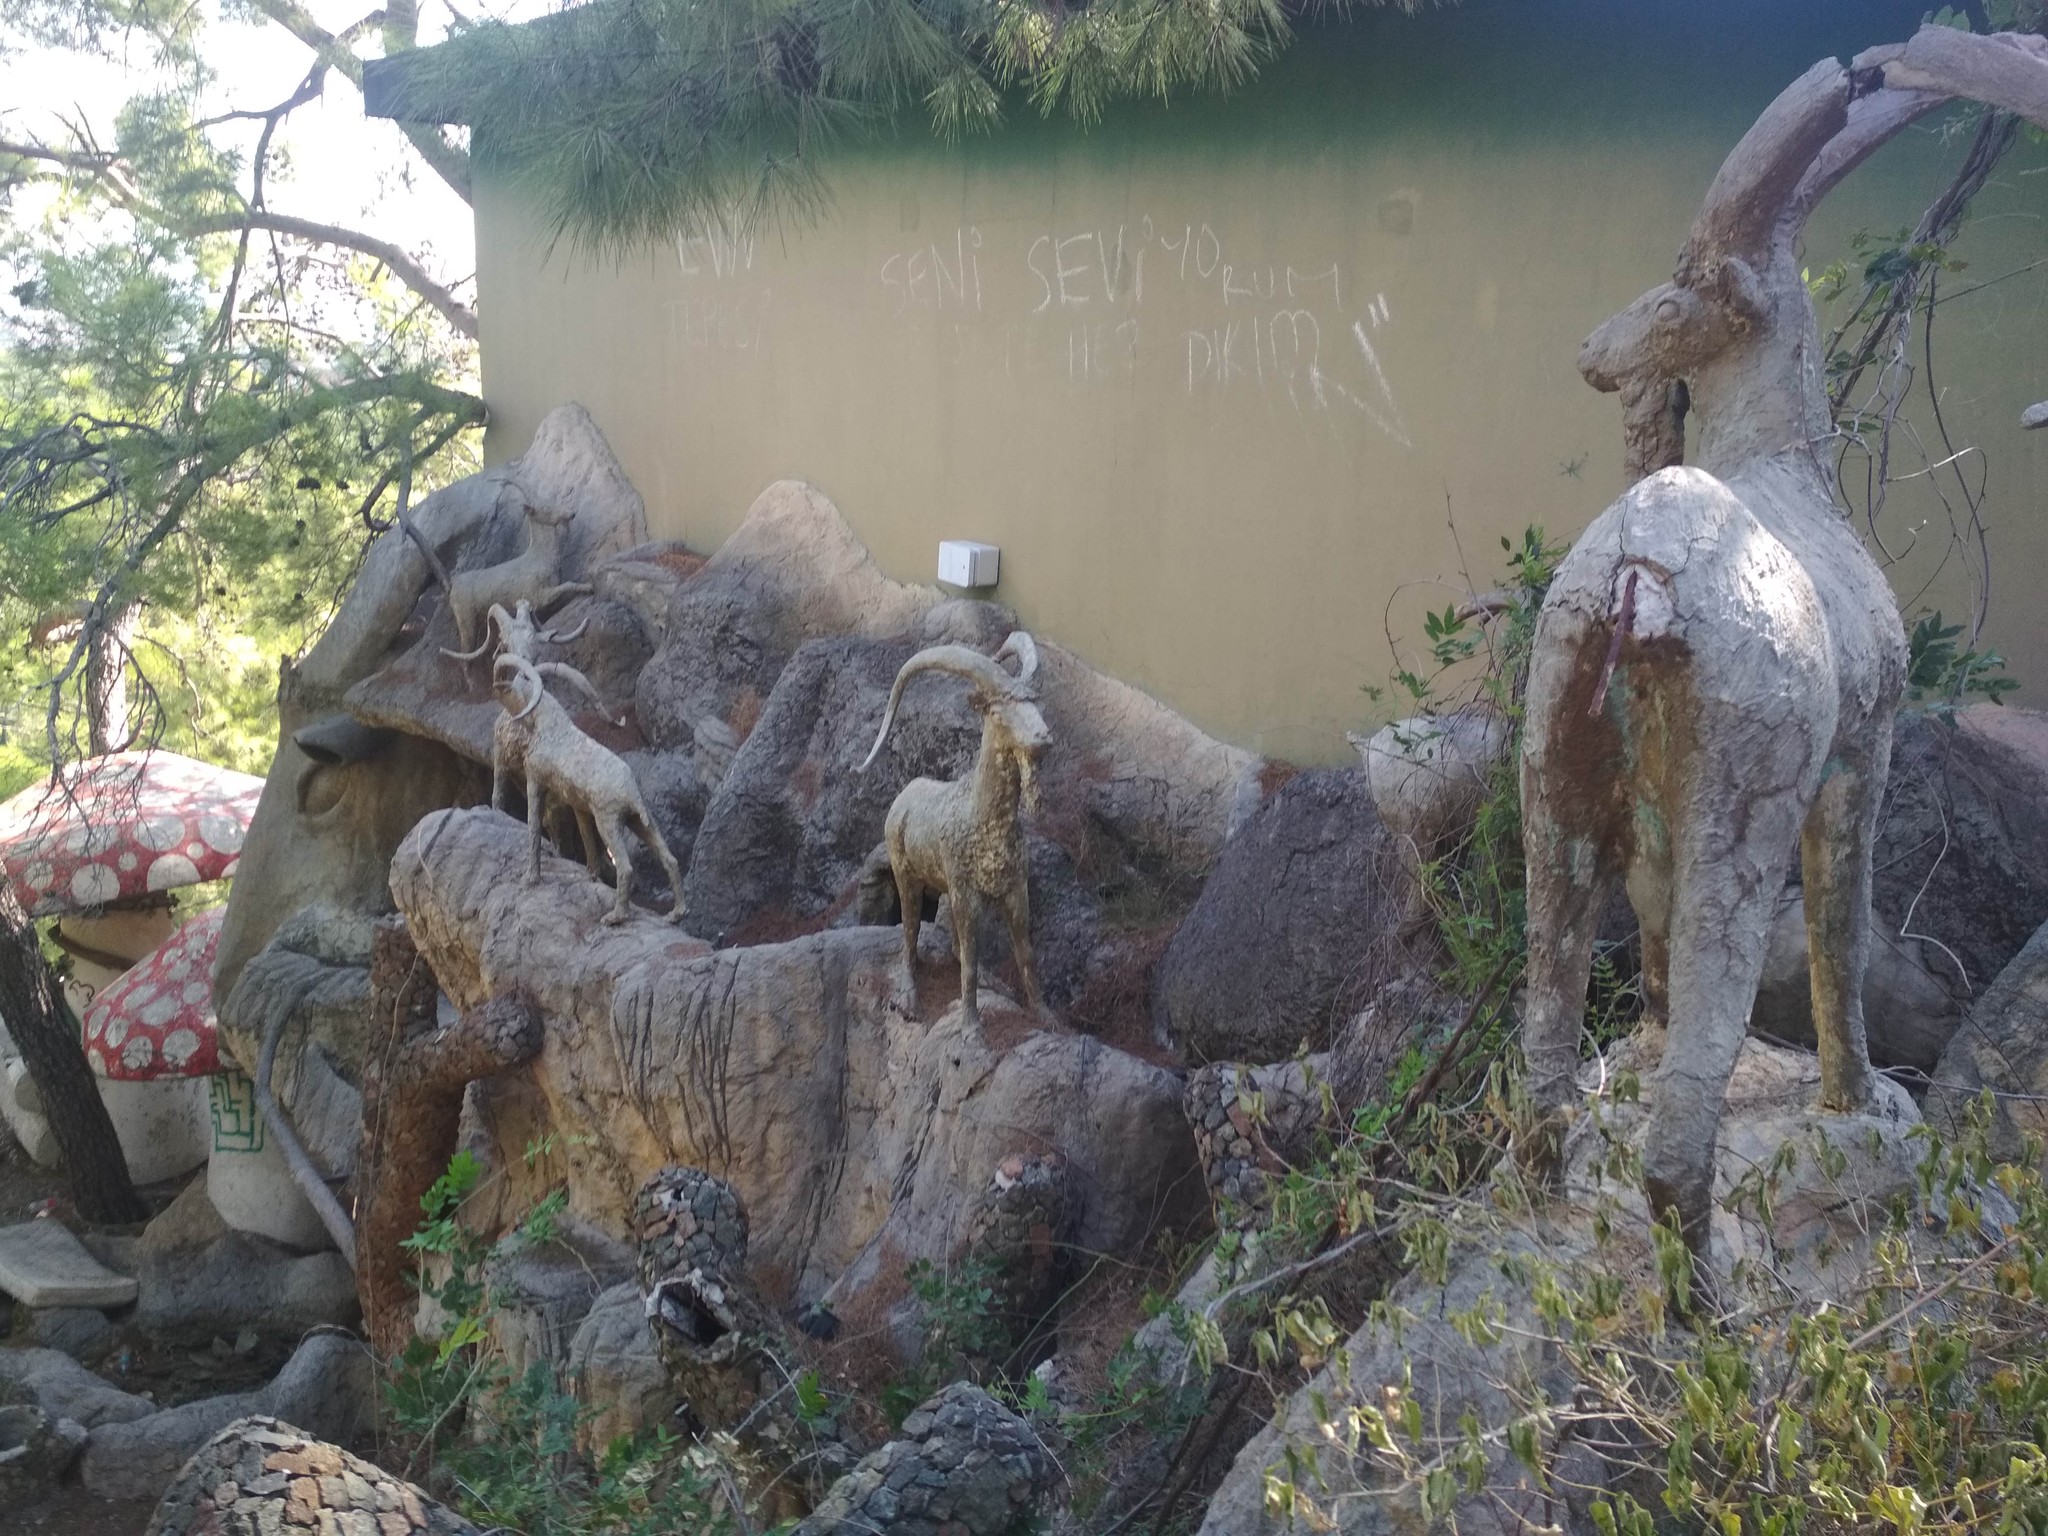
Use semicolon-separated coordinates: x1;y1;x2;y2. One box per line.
0;887;146;1224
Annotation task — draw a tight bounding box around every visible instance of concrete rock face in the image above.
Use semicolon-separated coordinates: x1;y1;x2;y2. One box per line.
564;1281;674;1450
1926;915;2048;1162
83;1331;376;1502
1874;706;2048;1003
392;809;1199;1319
633;480;943;753
145;1415;477;1536
682;633;982;942
1155;767;1397;1062
134;1178;359;1338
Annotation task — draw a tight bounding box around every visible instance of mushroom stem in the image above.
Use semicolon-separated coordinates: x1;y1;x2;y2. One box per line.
254;1002;359;1268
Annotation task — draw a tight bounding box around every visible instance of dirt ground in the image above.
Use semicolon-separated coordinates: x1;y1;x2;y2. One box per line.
0;1140;280;1536
9;1490;159;1536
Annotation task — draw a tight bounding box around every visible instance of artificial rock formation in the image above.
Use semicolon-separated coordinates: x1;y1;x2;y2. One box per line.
388;806;1200;1328
863;633;1050;1028
492;652;687;924
1156;767;1397;1063
1197;1035;1932;1536
216;404;645;1171
1514;37;2048;1256
356;918;543;1357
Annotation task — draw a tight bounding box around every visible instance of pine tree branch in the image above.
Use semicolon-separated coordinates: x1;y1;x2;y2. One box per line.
239;0;473;203
0;138;478;339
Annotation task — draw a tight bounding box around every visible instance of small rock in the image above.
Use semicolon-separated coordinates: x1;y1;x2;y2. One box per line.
0;1346;154;1428
0;1220;140;1308
563;1281;675;1451
134;1179;358;1337
82;1330;374;1501
0;1399;88;1501
25;1306;116;1361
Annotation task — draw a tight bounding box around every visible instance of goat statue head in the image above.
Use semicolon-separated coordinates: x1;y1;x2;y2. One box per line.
861;630;1048;806
1578;60;1858;486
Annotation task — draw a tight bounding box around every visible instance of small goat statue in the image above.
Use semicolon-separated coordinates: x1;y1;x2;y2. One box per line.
449;491;593;656
1519;29;2048;1261
445;598;611;714
861;632;1048;1029
492;652;686;925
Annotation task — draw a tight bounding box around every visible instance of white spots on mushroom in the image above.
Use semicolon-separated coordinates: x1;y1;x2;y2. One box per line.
120;1035;155;1072
197;813;245;854
70;863;120;905
162;1028;201;1069
103;1016;129;1048
22;862;53;892
137;814;187;853
147;854;202;892
139;995;180;1030
118;852;137;872
182;982;210;1006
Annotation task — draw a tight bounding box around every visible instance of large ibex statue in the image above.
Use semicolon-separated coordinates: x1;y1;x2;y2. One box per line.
861;633;1048;1029
1520;29;2048;1257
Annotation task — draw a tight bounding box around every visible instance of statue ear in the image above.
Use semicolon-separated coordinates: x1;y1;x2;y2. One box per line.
1705;255;1769;334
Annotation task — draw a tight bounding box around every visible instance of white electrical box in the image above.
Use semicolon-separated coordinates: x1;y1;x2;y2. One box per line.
937;540;1001;588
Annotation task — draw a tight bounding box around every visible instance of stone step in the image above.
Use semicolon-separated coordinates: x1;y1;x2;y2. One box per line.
0;1222;139;1309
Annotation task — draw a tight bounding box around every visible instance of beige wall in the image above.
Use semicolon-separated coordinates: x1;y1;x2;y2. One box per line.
473;0;2048;763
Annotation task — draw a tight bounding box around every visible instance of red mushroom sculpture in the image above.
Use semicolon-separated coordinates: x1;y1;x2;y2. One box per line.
0;753;263;1186
0;751;261;920
82;906;225;1081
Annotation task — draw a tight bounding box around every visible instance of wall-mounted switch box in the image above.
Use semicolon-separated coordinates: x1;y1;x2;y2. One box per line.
937;540;1000;588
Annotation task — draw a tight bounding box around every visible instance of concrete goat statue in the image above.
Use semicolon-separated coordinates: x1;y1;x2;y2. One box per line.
492;652;685;925
861;632;1048;1029
1519;27;2048;1258
448;491;593;656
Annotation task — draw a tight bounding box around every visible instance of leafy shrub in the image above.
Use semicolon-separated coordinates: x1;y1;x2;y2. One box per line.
383;1150;752;1536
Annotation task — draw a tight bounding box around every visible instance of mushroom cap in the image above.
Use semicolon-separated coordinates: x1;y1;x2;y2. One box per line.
82;906;225;1080
0;752;264;918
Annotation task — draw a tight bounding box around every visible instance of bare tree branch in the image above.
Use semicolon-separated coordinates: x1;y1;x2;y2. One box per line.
239;0;472;202
0;137;478;338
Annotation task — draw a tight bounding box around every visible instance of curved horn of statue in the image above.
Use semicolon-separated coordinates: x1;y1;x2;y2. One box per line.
863;633;1049;1029
1519;26;2048;1272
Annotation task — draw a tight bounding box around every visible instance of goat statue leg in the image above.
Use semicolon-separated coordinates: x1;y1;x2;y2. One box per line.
892;866;923;1012
954;888;983;1030
574;805;606;879
525;772;547;883
1801;732;1887;1113
1517;756;1619;1182
1644;810;1798;1271
1000;880;1044;1018
596;808;637;926
629;801;688;924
